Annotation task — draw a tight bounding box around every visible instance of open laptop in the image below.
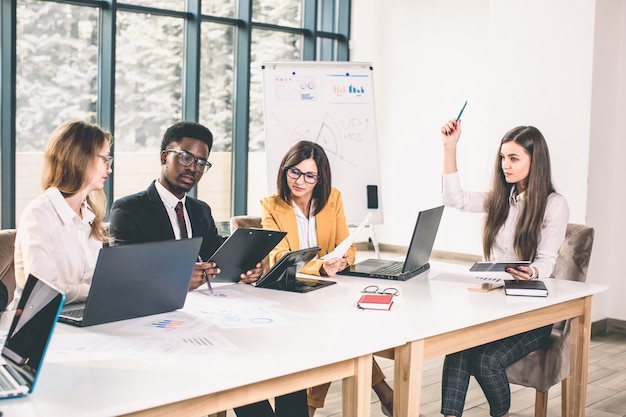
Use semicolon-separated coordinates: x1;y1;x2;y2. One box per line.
59;237;202;327
338;205;444;281
0;274;64;398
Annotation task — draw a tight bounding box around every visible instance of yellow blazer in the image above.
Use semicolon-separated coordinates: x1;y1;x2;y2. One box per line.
260;187;356;276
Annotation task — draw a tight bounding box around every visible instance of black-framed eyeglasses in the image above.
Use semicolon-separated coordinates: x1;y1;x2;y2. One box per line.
286;167;319;184
166;149;212;173
97;154;114;169
361;285;399;296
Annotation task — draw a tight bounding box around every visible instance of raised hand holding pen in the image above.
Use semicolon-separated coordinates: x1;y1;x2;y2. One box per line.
441;102;467;175
441;101;467;137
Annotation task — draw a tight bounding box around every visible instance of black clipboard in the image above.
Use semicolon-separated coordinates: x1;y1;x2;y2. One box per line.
255;247;336;293
209;228;286;282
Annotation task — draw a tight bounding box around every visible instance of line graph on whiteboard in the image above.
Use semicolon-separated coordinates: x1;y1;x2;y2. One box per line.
285;113;371;167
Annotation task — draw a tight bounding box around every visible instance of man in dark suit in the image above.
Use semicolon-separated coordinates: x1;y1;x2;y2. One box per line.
108;121;308;417
109;121;262;290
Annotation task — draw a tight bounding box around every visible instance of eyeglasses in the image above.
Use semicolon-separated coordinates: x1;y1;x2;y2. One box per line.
97;154;114;169
361;285;399;296
166;149;212;173
286;167;319;184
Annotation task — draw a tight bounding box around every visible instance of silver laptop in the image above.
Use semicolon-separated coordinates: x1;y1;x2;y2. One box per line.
0;274;65;398
59;237;202;327
338;205;444;281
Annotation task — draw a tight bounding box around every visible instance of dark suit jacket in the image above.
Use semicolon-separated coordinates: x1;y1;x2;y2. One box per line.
108;181;224;260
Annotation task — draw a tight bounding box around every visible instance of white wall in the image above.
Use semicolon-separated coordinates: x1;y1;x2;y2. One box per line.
351;0;625;322
587;0;626;321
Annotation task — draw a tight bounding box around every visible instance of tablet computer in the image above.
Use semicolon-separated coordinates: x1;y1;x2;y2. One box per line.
209;228;286;282
469;261;531;272
255;247;336;293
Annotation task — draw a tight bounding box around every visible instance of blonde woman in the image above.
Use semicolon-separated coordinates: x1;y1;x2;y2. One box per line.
14;120;113;305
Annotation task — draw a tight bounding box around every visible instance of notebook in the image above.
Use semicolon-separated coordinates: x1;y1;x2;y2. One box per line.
59;237;202;327
0;274;65;398
209;228;287;282
338;205;444;281
255;247;337;293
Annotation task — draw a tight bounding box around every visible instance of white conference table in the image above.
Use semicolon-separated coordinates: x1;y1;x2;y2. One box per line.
340;260;607;417
0;262;606;417
0;277;407;417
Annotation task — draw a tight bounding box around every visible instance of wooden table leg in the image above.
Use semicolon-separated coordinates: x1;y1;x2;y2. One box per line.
342;354;373;417
570;296;592;417
394;340;425;417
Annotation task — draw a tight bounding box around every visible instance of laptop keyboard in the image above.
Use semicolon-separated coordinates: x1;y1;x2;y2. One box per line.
61;308;85;319
0;366;20;392
371;261;404;275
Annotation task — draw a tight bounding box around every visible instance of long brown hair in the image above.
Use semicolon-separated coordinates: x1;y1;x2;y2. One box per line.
42;120;112;242
276;141;332;216
482;126;555;261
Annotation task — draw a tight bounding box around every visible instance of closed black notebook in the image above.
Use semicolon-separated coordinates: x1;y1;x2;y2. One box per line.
503;280;548;297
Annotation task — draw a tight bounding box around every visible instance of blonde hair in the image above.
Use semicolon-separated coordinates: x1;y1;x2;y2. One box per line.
42;120;112;242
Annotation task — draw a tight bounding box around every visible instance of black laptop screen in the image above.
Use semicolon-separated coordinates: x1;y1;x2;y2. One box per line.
3;275;64;384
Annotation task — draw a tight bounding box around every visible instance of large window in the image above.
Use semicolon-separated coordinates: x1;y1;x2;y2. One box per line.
15;0;99;219
0;0;350;228
113;11;184;203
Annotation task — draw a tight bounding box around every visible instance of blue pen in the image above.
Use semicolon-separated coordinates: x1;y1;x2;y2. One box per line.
456;100;468;121
197;255;213;294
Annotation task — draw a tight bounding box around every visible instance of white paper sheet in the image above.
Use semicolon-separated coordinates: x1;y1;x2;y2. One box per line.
322;212;372;260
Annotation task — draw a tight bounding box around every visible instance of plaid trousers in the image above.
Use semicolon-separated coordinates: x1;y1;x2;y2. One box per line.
441;324;553;417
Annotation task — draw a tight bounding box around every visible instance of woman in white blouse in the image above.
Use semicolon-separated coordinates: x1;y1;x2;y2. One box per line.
14;120;113;305
438;119;568;417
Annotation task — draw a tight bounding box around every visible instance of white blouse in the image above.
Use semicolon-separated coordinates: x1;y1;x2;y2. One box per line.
14;188;102;305
442;172;569;278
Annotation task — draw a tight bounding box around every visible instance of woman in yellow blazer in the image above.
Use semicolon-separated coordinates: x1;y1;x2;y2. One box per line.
261;140;394;417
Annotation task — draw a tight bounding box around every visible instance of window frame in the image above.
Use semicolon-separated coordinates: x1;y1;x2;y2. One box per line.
0;0;350;227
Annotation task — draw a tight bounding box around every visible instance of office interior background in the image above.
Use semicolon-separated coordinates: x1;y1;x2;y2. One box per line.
1;0;624;329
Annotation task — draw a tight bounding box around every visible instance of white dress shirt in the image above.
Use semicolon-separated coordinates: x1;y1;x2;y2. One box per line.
154;178;190;239
442;172;569;278
293;200;318;250
14;188;102;305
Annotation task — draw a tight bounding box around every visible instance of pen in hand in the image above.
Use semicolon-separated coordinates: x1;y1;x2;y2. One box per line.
444;101;468;136
197;256;213;294
456;100;468;121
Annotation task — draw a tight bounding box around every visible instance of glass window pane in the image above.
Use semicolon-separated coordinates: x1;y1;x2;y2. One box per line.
122;0;184;12
248;28;301;215
252;0;302;27
198;22;235;223
317;0;337;32
317;37;337;61
202;0;236;18
15;0;98;222
113;11;184;202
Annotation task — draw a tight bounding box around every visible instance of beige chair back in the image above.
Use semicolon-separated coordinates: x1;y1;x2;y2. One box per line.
0;229;17;308
230;215;263;232
552;223;594;282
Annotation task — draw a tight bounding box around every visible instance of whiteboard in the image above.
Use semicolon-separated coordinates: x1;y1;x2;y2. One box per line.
262;61;383;225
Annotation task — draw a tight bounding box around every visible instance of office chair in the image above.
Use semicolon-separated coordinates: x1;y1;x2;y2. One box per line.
505;223;594;417
0;229;17;309
230;215;263;232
